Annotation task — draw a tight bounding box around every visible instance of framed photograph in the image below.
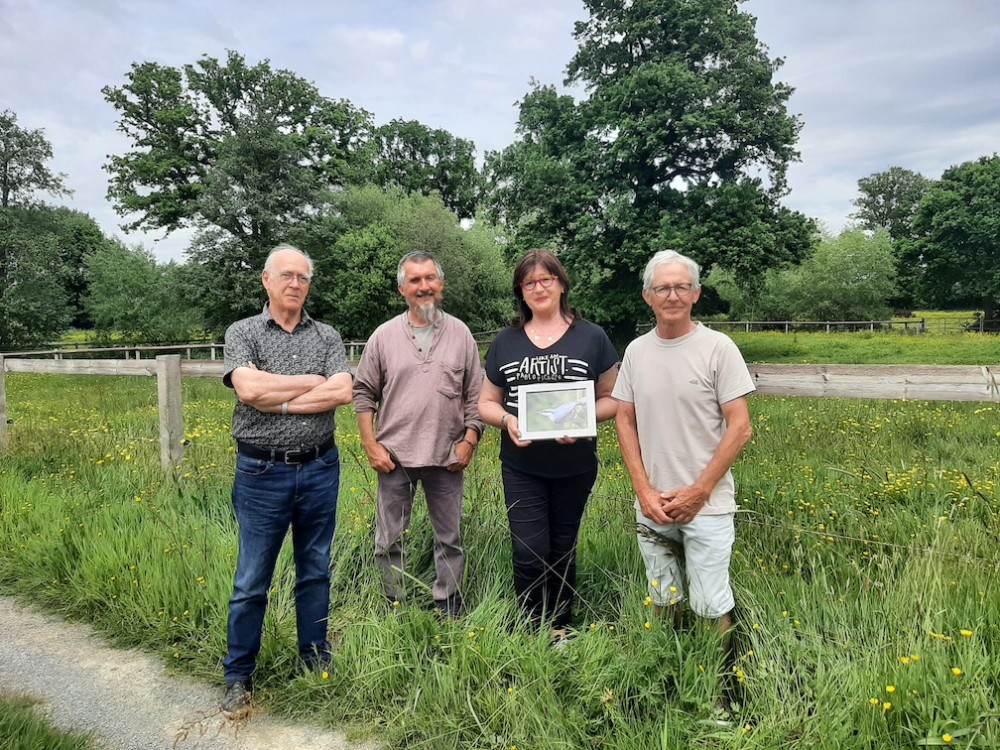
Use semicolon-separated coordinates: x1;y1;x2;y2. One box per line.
517;380;597;441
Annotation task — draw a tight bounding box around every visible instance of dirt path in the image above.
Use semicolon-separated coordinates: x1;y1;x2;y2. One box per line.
0;595;378;750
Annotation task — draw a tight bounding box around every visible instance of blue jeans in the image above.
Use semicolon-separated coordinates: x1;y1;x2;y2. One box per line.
223;444;340;683
501;465;598;629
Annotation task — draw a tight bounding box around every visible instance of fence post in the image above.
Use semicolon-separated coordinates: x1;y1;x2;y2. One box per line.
0;356;7;453
156;355;185;472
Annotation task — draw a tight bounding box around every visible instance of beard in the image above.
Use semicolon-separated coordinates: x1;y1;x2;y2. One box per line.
413;296;442;324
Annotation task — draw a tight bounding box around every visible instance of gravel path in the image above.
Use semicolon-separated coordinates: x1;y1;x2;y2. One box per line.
0;595;378;750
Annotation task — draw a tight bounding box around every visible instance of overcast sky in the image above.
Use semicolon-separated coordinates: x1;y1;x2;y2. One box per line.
3;0;999;262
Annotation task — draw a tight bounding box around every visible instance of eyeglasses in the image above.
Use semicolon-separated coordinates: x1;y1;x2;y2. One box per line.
277;271;312;285
650;284;695;299
521;275;557;292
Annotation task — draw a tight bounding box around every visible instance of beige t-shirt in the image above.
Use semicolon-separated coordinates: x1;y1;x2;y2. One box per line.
612;324;755;515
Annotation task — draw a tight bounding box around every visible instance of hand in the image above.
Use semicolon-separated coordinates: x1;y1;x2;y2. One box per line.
363;441;396;474
554;436;577;445
661;485;709;525
637;486;671;525
504;415;531;448
447;440;475;472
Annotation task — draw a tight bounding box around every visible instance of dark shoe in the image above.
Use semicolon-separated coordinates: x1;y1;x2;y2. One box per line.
220;680;252;719
433;596;462;618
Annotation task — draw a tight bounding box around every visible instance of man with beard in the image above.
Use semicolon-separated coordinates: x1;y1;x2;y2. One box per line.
353;252;484;616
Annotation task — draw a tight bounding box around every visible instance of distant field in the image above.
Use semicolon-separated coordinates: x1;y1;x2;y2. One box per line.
728;331;1000;365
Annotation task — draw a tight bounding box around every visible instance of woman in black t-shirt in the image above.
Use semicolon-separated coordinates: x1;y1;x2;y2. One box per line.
479;249;618;636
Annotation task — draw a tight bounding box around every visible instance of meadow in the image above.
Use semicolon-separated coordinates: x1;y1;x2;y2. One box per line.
1;332;998;749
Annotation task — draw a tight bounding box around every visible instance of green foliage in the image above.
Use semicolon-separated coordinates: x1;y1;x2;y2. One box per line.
851;166;933;242
483;0;814;347
903;154;1000;316
0;692;95;750
103;50;374;248
84;242;202;343
712;229;897;321
0;109;71;209
373;119;481;218
298;186;510;339
0;209;72;349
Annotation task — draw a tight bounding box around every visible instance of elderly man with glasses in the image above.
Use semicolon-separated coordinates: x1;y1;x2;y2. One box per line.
613;249;754;709
219;244;353;718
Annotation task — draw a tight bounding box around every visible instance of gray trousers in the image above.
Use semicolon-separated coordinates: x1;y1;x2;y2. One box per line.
375;464;465;602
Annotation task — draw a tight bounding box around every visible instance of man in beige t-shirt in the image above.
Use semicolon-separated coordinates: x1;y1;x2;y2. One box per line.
613;249;754;635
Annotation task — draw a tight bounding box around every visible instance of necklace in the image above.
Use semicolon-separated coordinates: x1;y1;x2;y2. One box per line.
527;319;568;343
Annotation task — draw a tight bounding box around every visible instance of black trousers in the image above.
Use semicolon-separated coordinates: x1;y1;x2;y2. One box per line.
501;464;598;629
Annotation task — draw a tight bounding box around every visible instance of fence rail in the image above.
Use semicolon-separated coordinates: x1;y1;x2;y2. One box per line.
0;341;370;361
4;355;1000;473
703;319;929;334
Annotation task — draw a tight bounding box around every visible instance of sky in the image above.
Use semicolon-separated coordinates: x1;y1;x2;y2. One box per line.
3;0;999;263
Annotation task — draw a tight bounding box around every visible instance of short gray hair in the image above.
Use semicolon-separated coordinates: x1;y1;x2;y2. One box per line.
642;250;700;290
396;252;444;286
264;244;314;275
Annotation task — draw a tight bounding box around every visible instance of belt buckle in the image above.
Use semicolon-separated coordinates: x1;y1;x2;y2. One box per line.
284;450;305;465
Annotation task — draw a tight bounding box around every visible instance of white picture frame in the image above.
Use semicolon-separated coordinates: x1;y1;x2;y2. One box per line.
516;380;597;441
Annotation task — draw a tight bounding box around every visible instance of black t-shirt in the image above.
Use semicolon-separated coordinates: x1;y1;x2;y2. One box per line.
484;319;618;478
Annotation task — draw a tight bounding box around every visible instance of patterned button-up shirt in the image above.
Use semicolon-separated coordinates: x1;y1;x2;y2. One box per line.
223;307;349;450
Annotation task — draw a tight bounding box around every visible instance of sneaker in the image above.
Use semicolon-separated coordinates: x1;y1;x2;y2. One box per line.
433;596;462;618
220;680;252;719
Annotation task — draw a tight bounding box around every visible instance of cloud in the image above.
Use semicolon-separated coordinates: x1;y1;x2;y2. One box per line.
2;0;999;259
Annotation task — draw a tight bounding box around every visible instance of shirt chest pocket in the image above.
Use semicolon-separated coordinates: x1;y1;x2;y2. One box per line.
437;361;464;399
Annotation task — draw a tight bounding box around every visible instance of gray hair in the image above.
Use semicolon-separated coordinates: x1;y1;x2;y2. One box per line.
264;244;314;276
396;252;444;286
642;250;700;290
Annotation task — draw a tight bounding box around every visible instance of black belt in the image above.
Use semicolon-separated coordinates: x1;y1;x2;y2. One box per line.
237;437;335;465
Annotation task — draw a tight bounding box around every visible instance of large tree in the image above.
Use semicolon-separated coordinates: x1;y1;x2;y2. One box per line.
484;0;813;346
0;110;71;209
851;166;932;241
103;50;374;256
903;155;1000;318
0;209;72;349
372;119;481;219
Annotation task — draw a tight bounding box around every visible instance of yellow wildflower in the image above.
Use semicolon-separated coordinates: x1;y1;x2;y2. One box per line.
951;667;963;677
942;734;953;744
959;629;973;638
885;685;896;694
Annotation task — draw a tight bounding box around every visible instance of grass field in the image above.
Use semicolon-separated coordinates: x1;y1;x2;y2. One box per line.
1;333;999;749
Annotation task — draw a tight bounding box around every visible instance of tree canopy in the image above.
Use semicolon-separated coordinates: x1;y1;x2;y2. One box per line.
483;0;814;347
372;119;481;219
851;166;933;242
103;50;374;250
903;155;1000;317
0;110;71;209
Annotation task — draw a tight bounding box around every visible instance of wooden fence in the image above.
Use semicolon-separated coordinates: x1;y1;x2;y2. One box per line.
2;356;998;472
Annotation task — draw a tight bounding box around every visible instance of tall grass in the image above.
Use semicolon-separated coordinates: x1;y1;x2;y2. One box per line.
0;692;95;750
1;370;998;749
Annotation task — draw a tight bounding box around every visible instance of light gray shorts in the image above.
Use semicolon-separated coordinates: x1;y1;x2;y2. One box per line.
635;508;735;619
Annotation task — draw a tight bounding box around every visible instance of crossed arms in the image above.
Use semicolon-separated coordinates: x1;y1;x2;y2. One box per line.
230;364;353;414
